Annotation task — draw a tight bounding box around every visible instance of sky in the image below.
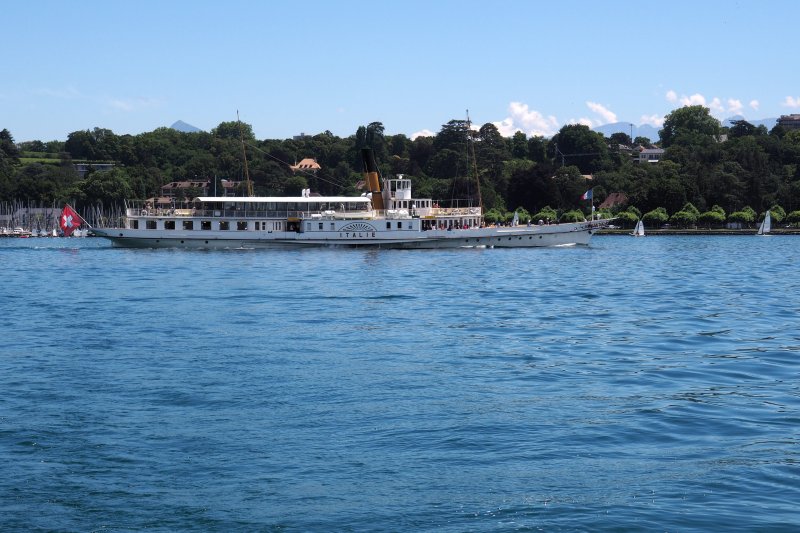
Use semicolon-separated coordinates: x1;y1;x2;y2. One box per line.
2;0;799;143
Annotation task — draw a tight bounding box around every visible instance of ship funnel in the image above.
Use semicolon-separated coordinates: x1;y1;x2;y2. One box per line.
361;148;385;211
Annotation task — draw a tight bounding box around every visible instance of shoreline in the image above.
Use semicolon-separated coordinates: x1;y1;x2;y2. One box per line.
597;228;800;236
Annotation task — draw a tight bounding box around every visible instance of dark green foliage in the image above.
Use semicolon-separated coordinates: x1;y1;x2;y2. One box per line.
2;103;800;221
615;210;639;227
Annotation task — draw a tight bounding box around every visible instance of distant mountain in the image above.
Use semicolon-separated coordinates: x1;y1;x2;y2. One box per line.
170;120;202;133
722;115;778;130
593;122;660;143
594;116;779;144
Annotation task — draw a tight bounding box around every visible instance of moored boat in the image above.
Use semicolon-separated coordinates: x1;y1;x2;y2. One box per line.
90;149;609;249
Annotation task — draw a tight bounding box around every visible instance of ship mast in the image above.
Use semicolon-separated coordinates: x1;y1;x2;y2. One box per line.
237;110;254;197
466;110;482;210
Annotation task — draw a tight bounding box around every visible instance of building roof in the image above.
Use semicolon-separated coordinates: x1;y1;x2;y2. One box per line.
161;180;210;189
290;158;321;172
598;192;628;209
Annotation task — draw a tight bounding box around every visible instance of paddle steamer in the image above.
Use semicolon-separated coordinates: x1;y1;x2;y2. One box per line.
90;149;607;249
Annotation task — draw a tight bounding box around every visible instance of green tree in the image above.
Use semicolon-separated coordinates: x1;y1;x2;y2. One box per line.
560;209;586;222
659;105;721;148
767;204;786;223
283;174;308;196
212;121;255;141
728;119;757;138
728;206;756;226
550;124;609;173
615;210;639;227
510;131;528;158
785;210;800;226
670;210;697;228
609;132;632;146
79;168;133;207
697;209;725;228
532;206;558;223
642;207;669;226
527;135;548;163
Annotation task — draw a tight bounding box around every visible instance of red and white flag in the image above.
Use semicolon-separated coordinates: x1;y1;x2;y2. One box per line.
60;205;82;237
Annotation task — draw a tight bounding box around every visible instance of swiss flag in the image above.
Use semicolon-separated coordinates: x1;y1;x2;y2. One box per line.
60;205;82;237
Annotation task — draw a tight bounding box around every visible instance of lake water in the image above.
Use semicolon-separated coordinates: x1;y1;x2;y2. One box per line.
1;235;798;531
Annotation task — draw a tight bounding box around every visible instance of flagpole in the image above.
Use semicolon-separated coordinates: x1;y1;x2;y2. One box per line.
66;203;92;228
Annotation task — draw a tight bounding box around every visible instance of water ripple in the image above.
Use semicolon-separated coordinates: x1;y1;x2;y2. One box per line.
1;236;799;531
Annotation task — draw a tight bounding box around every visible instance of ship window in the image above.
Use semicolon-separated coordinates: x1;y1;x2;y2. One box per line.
398;221;403;229
386;222;391;229
330;223;335;230
165;220;175;230
146;220;156;230
237;221;247;230
318;223;323;230
201;220;211;230
306;222;311;231
219;221;229;230
131;220;139;229
183;220;194;230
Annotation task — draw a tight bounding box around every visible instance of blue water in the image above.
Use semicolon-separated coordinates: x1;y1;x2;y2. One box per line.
1;236;798;531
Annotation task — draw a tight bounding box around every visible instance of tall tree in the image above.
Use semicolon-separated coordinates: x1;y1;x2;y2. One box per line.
659;105;720;147
549;124;609;174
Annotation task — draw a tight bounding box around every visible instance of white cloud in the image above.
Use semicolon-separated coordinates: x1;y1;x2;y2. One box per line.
640;114;664;127
666;90;678;103
727;99;743;115
493;101;559;137
783;96;800;108
571;117;594;128
586;101;617;124
667;91;750;117
680;93;707;106
410;129;435;140
709;97;724;114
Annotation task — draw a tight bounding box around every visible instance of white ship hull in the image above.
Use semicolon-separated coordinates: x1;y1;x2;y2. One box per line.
91;222;601;249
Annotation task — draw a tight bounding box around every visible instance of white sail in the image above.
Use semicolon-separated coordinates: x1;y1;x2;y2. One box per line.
757;210;771;235
631;219;645;237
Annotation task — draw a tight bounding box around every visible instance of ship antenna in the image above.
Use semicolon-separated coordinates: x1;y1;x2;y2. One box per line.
237;110;254;197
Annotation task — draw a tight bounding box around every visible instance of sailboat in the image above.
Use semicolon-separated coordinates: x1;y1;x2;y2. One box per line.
757;210;771;236
631;219;645;237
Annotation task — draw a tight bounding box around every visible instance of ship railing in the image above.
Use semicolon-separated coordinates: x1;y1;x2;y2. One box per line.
430;207;482;216
128;207;373;219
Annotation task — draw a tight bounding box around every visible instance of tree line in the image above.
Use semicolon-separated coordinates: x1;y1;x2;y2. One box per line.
2;104;800;227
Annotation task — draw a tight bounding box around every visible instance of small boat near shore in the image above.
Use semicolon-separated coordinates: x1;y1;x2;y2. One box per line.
89;149;610;249
757;210;771;236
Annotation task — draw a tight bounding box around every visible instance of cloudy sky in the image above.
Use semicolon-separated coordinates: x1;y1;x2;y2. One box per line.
2;0;798;142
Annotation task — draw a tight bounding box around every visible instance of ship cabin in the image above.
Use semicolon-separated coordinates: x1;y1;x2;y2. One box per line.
124;196;374;233
383;176;482;231
122;174;482;234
